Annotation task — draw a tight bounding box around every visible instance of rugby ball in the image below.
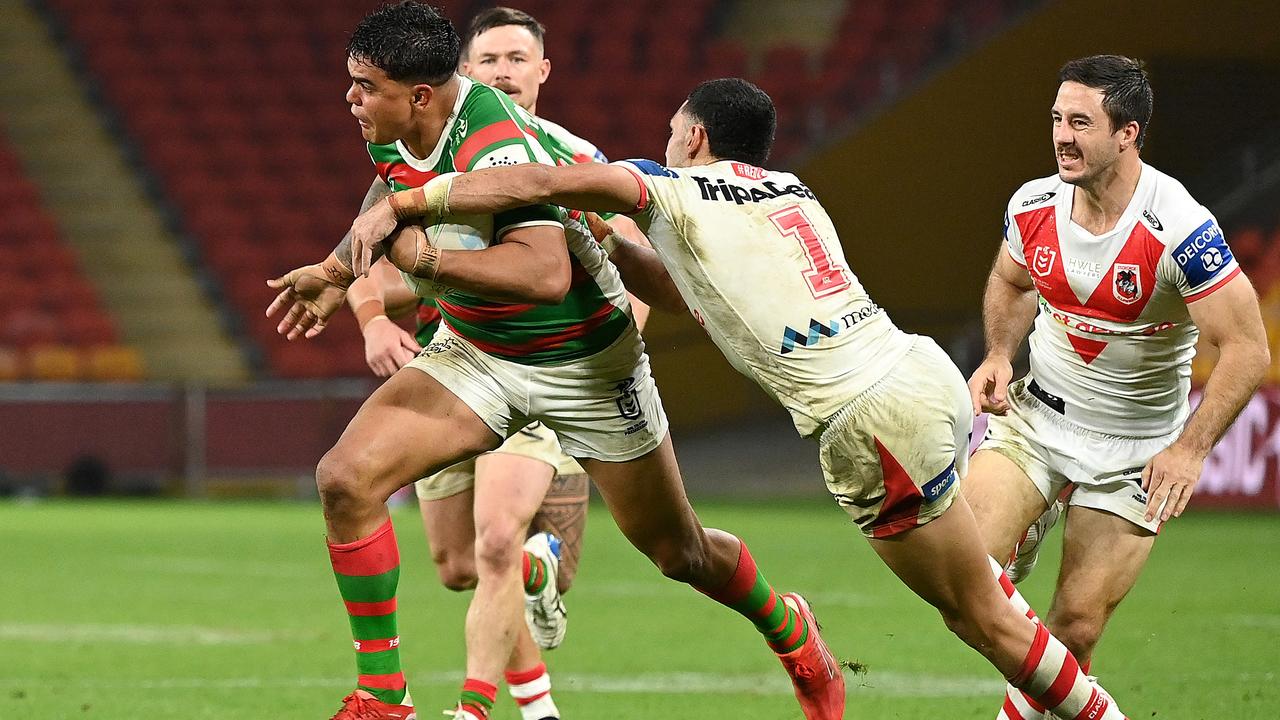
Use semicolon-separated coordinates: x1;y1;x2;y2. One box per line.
395;174;493;299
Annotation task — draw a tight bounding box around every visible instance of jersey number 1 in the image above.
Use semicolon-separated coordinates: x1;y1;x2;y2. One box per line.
768;206;851;298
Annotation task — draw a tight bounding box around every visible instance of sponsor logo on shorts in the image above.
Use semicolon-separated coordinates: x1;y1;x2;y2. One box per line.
779;305;882;354
612;378;643;420
922;465;957;502
623;420;649;436
420;337;458;356
1131;492;1149;504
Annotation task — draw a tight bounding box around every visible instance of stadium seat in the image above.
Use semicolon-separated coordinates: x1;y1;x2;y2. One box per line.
85;344;146;382
0;346;20;382
27;344;84;381
42;0;1021;378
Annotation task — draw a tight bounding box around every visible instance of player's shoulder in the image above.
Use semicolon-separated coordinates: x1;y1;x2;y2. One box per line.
1139;163;1217;246
535;115;606;163
1006;174;1063;217
615;158;681;178
455;77;524;130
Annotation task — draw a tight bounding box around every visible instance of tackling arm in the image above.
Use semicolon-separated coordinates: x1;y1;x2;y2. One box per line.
583;212;685;314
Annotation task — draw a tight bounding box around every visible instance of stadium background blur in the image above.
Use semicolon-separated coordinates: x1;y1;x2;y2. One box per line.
2;1;1279;718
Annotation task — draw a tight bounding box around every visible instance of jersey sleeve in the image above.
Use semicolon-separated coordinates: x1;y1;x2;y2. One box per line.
1003;200;1027;267
611;159;680;232
453;111;563;239
367;143;397;185
1156;214;1240;302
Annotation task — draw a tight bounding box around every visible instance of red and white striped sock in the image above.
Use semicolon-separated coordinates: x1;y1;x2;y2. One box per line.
1005;623;1125;720
989;556;1049;719
505;662;559;720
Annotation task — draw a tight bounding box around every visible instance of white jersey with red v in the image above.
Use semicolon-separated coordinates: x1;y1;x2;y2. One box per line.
1004;163;1239;437
614;158;915;438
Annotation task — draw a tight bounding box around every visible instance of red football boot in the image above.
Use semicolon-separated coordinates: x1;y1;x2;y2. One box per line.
776;593;845;720
329;690;417;720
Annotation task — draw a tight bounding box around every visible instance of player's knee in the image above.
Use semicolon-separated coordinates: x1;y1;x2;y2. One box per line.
1048;608;1105;659
647;542;708;585
473;517;524;575
315;448;364;508
436;556;478;592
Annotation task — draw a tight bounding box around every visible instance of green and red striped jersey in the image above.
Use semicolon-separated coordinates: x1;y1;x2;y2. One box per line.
369;76;631;365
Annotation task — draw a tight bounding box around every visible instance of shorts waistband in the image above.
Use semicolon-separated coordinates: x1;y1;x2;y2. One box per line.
1027;379;1066;415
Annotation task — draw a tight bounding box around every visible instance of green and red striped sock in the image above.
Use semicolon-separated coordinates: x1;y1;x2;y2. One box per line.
457;678;497;719
522;551;548;595
698;540;809;654
327;518;409;705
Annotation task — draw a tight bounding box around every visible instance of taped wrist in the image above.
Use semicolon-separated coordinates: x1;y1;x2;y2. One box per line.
387;175;453;223
601;231;624;255
410;238;442;281
320;252;355;289
352;299;388;330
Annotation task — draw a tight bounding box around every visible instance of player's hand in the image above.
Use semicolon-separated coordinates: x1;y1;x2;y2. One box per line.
362;317;422;377
583;211;612;242
349;198;398;278
1141;442;1205;523
968;357;1014;416
265;264;348;340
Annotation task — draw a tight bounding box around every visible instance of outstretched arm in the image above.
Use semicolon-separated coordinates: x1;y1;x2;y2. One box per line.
347;163;646;276
583;212;684;314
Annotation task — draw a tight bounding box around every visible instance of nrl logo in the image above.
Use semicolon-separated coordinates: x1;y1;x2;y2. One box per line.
1031;246;1057;277
1113;263;1142;304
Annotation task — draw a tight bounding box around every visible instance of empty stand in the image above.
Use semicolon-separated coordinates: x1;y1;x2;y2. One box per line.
0;127;141;380
45;0;1023;378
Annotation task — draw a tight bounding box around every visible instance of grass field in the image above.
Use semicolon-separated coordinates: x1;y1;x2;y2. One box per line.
2;498;1278;719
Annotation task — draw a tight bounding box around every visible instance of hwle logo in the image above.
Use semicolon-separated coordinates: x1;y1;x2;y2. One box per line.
779;306;881;354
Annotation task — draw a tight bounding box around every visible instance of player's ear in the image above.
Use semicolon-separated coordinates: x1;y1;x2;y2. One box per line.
538;57;551;84
1120;120;1140;151
688;123;708;159
411;83;434;108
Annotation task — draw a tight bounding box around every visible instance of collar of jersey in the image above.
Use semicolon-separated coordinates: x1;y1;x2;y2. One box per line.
1060;161;1151;240
394;75;473;172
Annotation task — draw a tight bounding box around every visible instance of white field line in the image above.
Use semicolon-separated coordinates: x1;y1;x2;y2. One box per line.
0;670;1006;697
1222;613;1280;629
0;623;280;645
117;555;316;580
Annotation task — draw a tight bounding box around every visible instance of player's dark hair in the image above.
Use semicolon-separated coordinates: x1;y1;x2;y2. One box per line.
683;78;776;166
1059;55;1153;150
464;6;546;57
348;1;460;86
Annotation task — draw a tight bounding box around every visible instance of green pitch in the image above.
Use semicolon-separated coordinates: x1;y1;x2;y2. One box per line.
1;498;1277;719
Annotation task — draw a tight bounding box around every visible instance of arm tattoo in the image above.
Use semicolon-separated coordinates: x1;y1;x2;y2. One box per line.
336;176;393;268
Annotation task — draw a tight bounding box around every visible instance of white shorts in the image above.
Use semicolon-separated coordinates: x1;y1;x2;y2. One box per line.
414;421;584;502
405;323;667;464
979;377;1172;534
819;337;971;538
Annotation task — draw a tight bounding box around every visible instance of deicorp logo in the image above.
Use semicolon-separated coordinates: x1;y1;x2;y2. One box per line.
1173;219;1232;287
